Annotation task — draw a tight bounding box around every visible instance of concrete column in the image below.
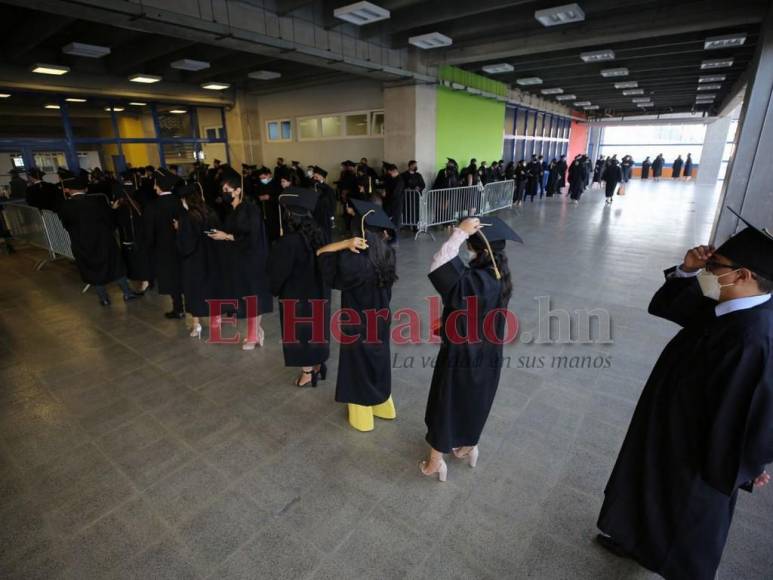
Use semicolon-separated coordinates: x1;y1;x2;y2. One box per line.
712;4;773;241
696;116;732;185
383;84;436;184
223;89;262;169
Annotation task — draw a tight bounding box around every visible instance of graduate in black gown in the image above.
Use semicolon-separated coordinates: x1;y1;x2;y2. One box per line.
254;166;281;243
382;163;405;243
556;154;568;193
268;188;331;387
317;199;398;432
420;216;521;482
113;179;151;291
144;168;184;318
652;154;664;180
592;156;605;188
682;153;693;179
311;166;336;243
58;175;140;306
671;155;683;179
526;155;540;202
208;167;273;350
568;156;587;204
175;183;222;339
641;156;651;179
602;158;623;205
597;208;773;580
513;160;527;206
25;168;64;213
545;158;559;197
434;158;460;189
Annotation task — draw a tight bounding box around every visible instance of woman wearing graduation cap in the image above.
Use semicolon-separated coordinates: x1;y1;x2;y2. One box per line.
316;199;398;432
268;188;331;386
420;216;522;481
208;166;273;349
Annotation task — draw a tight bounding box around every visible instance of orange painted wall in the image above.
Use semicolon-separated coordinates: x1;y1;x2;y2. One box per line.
567;120;588;160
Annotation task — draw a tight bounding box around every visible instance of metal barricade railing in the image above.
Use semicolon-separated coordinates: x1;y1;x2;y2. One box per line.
1;200;73;269
401;188;423;228
40;209;74;261
480;180;515;215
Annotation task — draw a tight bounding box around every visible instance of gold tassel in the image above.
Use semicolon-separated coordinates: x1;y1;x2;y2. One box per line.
477;228;501;280
361;209;375;239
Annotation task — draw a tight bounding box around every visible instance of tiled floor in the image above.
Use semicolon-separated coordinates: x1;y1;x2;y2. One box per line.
2;179;772;579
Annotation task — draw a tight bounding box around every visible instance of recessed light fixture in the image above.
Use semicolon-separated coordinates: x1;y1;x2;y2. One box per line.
516;77;543;86
201;82;231;90
409;32;452;49
583;105;599;110
168;109;187;114
534;3;585;27
62;42;111;58
129;74;162;84
334;1;390;25
698;84;721;91
632;97;651;103
65;98;87;103
701;59;733;69
622;89;644;95
171;59;210;71
44;104;61;109
541;87;564;95
601;67;629;78
699;75;726;83
580;49;615;63
128;102;147;106
555;94;576;101
481;63;514;74
574;100;591;106
105;106;125;112
696;95;716;101
637;103;654;108
32;63;70;75
614;81;638;89
248;70;281;80
704;33;746;50
0;93;11;98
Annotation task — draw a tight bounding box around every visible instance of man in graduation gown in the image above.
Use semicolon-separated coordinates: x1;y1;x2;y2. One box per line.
556;155;568;193
382;163;405;245
597;208;773;580
434;159;459;189
58;175;139;306
25;168;64;213
671;155;684;179
254;166;281;243
311;166;336;243
401;160;425;191
144;168;185;318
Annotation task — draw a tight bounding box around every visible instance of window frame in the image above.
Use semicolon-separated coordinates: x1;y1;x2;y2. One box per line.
265;118;293;143
296;109;385;142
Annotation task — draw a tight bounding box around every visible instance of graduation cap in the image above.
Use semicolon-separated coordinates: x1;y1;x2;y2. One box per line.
257;166;272;176
312;166;327;178
717;207;773;279
469;216;523;280
278;187;319;212
61;175;89;190
57;168;75;180
350;198;396;238
241;163;257;171
219;165;242;185
154;168;181;191
446;157;458;166
383;162;398;172
342;160;356;167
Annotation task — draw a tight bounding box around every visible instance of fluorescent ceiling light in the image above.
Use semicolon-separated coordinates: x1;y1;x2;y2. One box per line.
62;42;110;58
201;82;231;90
32;63;70;75
168;109;187;114
699;75;726;83
105;106;125;112
0;93;10;98
696;95;716;101
44;104;61;109
622;89;644;95
601;67;629;78
65;98;87;103
701;59;733;69
574;100;591;106
555;94;576;101
171;59;210;71
248;70;281;80
698;84;721;91
614;81;638;89
129;74;162;84
583;105;599;110
409;32;452;49
334;1;390;25
580;49;615;63
516;77;543;86
481;63;514;74
534;3;585;27
632;97;651;103
637;103;654;108
704;33;746;50
129;102;147;106
541;87;564;95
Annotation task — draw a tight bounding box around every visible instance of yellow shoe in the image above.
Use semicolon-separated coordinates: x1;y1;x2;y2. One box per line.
347;404;374;432
372;396;397;420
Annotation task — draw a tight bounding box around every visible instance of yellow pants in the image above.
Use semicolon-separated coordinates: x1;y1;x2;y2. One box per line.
347;396;396;432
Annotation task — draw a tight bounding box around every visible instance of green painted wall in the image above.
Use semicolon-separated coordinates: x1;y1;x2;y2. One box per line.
435;86;505;170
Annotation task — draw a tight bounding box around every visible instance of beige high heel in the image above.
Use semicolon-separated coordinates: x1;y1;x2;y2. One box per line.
452;445;479;467
189;323;202;339
419;458;448;482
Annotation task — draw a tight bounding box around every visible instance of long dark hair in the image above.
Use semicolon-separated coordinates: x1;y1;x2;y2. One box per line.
284;210;325;253
184;184;208;223
364;228;398;288
468;236;512;304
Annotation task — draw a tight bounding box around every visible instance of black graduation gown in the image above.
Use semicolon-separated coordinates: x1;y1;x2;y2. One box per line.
268;231;331;366
514;165;527;202
401;170;425;191
318;248;393;406
568;162;586;200
545;163;559;197
599;273;773;580
593;160;604;183
255;181;281;242
424;256;506;453
556;160;568;189
58;194;125;286
221;201;273;318
176;208;222;317
603;165;623;197
652;157;664;177
683;158;693;177
116;198;152;281
526;162;540;197
641;160;651;179
144;193;183;296
313;182;336;243
383;175;406;227
671;158;684;178
25;181;64;213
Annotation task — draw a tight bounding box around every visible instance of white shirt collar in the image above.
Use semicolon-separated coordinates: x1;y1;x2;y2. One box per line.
715;294;771;317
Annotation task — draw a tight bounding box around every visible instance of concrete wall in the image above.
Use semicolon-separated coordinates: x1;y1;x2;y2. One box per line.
253;79;384;177
383;84;436;183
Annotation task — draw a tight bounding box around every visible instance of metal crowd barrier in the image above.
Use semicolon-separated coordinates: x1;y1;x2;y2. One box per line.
1;200;74;269
479;180;515;215
400;188;423;228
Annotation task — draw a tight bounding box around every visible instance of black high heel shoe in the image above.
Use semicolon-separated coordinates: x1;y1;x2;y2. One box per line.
295;370;318;388
318;362;327;381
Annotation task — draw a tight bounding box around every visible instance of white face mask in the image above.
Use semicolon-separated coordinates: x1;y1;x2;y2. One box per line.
306;170;314;177
697;269;739;301
260;178;271;184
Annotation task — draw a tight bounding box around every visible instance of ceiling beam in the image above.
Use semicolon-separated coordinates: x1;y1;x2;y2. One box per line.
2;14;74;60
108;37;197;75
185;55;280;84
275;0;313;17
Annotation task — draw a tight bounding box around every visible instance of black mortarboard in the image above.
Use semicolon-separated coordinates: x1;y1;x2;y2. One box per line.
342;160;355;167
154;168;181;191
177;183;200;198
446;157;458;166
57;168;74;180
278;187;319;213
28;167;45;179
220;166;241;184
257;166;272;175
114;179;137;197
62;175;89;190
241;163;256;170
312;166;327;178
383;163;398;172
351;198;396;234
717;207;773;279
476;216;524;244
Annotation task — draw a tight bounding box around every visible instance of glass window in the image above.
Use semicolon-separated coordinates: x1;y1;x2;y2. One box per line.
266;118;291;142
0;94;68;139
267;121;280;141
299;118;320;139
280;120;292;140
345;113;368;136
505;107;516;135
371;111;384;135
163;143;197;173
514;140;524;162
535;114;544;138
321;115;341;138
525;111;535;137
156;106;193;138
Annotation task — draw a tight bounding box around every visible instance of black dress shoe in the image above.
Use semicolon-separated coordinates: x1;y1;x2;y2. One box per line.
595;534;631;559
164;311;185;319
123;293;141;302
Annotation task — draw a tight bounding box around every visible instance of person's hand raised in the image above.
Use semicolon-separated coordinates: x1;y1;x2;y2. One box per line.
458;217;482;236
682;245;715;272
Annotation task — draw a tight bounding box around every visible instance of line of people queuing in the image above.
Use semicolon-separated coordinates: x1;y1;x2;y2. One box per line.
591;153;696;184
